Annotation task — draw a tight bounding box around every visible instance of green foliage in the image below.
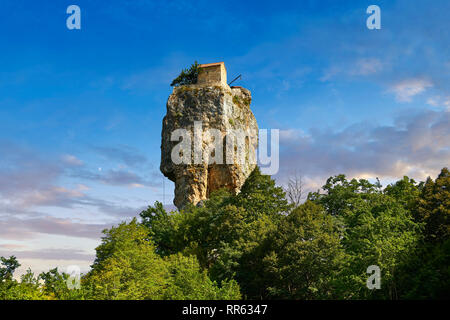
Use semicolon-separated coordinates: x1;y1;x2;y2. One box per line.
140;201;179;256
0;256;24;300
341;193;420;299
86;218;240;300
163;254;241;300
0;255;88;300
263;201;344;299
232;95;251;107
0;256;20;281
236;167;291;219
396;238;450;299
87;219;173;299
2;167;449;300
384;176;421;210
140;168;287;299
40;268;90;300
170;61;202;87
15;270;46;299
308;174;382;216
138;167;449;300
415;167;450;243
310;174;423;299
0;268;46;300
395;168;450;299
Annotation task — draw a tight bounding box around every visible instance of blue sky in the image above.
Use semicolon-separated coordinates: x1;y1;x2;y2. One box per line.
0;0;449;275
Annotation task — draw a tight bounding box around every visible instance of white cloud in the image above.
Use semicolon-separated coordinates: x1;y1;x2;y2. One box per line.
16;186;86;208
279;128;308;143
61;154;83;166
275;109;450;188
351;58;383;76
388;78;433;102
427;95;450;110
320;66;341;82
427;96;440;106
321;58;383;81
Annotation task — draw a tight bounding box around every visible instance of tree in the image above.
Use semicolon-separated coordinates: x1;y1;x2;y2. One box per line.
396;238;450;299
139;168;291;299
14;269;46;300
39;268;90;300
308;174;382;216
0;258;47;300
0;256;21;300
396;168;450;299
339;193;421;299
86;218;239;300
415;167;450;243
210;213;277;299
0;256;20;281
262;201;344;299
310;175;422;299
284;172;306;207
384;176;421;211
163;253;241;300
140;201;180;256
87;219;170;299
7;168;449;300
170;61;202;87
236;167;291;218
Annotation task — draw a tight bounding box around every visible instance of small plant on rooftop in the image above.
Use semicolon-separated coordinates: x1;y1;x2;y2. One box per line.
170;61;202;87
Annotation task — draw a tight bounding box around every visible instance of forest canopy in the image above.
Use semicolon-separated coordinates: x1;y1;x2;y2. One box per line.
1;167;449;300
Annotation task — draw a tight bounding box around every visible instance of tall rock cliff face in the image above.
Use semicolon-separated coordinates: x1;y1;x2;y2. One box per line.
160;83;258;209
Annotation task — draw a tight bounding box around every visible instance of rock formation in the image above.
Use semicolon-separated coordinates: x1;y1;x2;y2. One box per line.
160;63;258;209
